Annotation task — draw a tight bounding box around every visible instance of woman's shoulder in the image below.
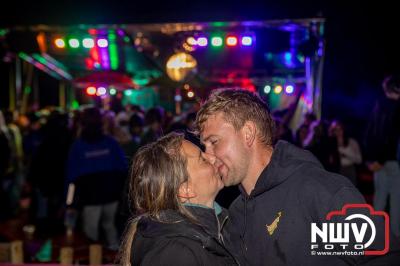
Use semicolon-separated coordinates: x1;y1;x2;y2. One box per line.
139;237;203;265
133;213;237;265
136;213;204;239
133;217;207;264
139;236;235;266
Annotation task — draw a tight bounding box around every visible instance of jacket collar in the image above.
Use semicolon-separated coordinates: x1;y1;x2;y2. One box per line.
138;203;227;240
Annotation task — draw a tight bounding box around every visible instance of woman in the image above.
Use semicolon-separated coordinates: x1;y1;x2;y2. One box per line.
118;132;238;265
330;120;362;185
304;120;341;172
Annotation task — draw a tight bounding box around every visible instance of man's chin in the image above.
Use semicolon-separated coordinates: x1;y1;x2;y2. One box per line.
222;176;234;187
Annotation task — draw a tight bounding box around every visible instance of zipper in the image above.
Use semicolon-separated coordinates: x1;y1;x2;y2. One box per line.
241;196;249;252
216;210;240;265
193;231;241;265
216;211;228;245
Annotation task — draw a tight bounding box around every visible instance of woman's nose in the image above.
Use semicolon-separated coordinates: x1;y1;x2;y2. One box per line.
203;152;216;165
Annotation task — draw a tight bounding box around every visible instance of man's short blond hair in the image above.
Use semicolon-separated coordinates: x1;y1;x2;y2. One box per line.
196;88;275;146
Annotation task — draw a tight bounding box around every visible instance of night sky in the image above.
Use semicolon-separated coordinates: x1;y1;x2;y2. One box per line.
1;0;399;138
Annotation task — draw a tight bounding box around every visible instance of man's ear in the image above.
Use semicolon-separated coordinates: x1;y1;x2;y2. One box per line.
178;182;197;200
242;121;257;147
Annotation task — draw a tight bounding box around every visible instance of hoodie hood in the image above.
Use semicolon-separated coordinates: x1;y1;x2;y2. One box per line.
246;140;323;197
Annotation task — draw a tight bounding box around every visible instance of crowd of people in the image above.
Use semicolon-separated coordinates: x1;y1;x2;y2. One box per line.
0;103;198;249
0;75;399;264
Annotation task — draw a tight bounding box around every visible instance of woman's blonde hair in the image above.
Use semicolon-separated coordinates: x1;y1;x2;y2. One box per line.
117;132;195;265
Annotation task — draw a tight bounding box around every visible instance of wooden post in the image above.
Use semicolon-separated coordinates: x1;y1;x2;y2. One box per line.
10;240;23;264
59;81;66;110
33;73;39;111
68;84;76;111
9;63;16;111
60;247;73;265
0;243;10;262
21;64;34;114
89;244;102;265
15;57;22;113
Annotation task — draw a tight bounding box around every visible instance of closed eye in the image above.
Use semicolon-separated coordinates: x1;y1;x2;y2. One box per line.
210;140;218;145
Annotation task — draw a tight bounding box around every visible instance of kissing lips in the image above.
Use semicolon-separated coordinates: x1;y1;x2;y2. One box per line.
218;164;228;181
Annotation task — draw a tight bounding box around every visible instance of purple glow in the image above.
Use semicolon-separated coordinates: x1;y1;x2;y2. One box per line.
285;85;294;94
97;38;109;48
197;37;208;47
99;46;110;69
241;36;253;46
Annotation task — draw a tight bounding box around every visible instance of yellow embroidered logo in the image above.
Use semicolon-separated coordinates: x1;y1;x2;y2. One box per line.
266;211;282;236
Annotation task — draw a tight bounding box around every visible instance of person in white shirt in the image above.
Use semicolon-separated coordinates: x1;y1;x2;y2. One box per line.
330;120;362;185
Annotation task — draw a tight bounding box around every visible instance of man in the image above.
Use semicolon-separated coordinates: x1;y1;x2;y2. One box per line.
365;74;400;238
196;88;399;265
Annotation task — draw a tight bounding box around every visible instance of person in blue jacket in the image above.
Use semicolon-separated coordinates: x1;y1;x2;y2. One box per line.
66;107;127;250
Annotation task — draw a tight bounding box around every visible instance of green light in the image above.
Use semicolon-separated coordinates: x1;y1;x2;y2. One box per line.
72;100;80;109
124;90;132;96
297;54;305;63
134;78;149;86
124;36;130;43
32;54;46;64
211;22;229;27
211;37;223;47
108;33;117;40
108;32;119;70
24;86;31;94
35;239;52;262
121;87;158;110
269;91;281;110
0;29;8;37
69;38;80;48
109;88;117;95
18;52;29;60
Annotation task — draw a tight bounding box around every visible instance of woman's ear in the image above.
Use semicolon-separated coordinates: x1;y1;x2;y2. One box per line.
178;181;197;200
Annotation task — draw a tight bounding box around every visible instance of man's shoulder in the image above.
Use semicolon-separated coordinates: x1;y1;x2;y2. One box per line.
290;163;354;194
273;162;364;216
293;168;365;220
